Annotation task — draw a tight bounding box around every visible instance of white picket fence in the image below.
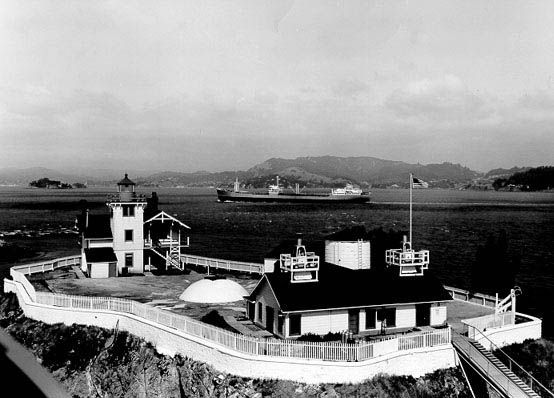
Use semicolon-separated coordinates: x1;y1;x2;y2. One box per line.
9;256;451;363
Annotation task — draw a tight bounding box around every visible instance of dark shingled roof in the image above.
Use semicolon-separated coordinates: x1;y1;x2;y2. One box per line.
83;214;112;239
117;173;136;185
84;247;117;263
249;263;452;313
325;226;371;241
265;239;325;259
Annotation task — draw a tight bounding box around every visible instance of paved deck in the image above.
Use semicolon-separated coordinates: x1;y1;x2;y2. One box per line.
447;300;495;333
38;270;494;337
41;269;259;324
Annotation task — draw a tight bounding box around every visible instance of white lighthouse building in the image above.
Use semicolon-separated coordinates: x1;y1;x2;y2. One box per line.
78;174;190;278
108;174;147;275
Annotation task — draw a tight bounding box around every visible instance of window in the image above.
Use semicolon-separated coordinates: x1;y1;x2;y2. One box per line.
125;229;133;242
257;302;263;322
289;314;301;336
377;308;396;327
278;316;284;335
122;205;135;217
365;308;376;329
125;253;133;268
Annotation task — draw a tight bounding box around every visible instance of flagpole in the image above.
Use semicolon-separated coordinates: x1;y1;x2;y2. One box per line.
409;173;412;245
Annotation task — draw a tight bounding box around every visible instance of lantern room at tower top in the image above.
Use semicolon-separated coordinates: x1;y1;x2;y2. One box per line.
77;174;190;278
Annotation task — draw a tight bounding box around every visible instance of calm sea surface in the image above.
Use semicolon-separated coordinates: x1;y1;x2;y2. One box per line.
1;187;553;336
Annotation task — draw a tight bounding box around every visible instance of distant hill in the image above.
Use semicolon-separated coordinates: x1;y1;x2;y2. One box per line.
134;156;482;189
493;166;554;191
2;157;541;189
485;167;531;179
245;156;480;188
137;170;244;187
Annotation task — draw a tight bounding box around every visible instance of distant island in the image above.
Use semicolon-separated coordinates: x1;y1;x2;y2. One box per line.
29;177;86;189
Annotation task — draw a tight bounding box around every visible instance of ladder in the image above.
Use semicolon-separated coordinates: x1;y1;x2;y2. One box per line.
357;239;363;269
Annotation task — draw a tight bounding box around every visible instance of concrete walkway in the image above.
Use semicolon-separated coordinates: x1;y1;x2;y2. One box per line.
447;300;495;333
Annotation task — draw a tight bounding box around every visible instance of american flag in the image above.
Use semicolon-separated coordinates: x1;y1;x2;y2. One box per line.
412;176;428;188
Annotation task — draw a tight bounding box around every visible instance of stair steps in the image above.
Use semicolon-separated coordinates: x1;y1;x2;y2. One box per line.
466;339;541;398
148;247;184;271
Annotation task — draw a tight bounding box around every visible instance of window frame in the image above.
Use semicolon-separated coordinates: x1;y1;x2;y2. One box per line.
377;308;396;328
257;302;263;323
289;314;301;336
122;205;135;217
125;253;133;268
365;308;376;329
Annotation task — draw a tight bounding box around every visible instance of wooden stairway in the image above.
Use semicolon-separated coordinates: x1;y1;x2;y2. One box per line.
452;333;542;398
147;246;183;271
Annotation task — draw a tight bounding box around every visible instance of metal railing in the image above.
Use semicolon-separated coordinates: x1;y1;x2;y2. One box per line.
463;312;515;337
106;193;147;203
180;254;263;274
471;328;553;397
280;253;320;270
444;285;498;308
385;249;429;267
453;334;534;398
10;255;81;277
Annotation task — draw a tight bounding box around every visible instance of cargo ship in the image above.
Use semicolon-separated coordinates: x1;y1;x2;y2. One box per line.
216;177;370;203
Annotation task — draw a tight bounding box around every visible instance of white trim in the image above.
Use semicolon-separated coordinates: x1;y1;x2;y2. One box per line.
251;275;283;311
282;299;451;314
143;211;191;229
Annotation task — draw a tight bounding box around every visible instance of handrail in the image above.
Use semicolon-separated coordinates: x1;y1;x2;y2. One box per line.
181;254;263;274
453;333;523;398
471;327;554;397
10;255;81;276
444;285;498;308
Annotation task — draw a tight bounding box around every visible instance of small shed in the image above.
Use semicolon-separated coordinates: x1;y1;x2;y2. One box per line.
84;248;118;278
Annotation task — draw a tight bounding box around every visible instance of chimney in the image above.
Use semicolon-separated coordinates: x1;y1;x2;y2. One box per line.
297;237;302;246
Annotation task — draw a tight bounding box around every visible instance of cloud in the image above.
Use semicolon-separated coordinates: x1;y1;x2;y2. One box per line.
332;79;369;99
385;75;494;126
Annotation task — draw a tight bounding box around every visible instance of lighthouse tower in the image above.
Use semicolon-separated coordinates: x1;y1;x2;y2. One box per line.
107;174;147;275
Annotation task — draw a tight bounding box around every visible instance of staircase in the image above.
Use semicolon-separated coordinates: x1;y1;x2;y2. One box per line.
148;246;183;271
452;333;542;398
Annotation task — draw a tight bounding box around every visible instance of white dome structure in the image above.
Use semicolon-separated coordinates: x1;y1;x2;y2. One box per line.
179;278;249;303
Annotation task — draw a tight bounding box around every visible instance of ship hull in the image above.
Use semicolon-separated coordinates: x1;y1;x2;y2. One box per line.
216;189;370;203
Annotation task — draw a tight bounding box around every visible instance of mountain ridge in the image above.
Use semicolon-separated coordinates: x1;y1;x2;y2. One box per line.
0;157;534;188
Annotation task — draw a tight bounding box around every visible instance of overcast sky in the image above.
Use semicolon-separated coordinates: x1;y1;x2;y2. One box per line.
1;0;554;173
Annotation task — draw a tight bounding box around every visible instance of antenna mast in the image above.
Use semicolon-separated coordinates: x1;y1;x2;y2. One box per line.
409;173;413;245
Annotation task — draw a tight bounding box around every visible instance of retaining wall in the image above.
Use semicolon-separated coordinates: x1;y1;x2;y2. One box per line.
5;278;456;383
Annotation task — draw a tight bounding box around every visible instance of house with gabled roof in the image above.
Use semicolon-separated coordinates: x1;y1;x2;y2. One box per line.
77;174;190;278
247;233;451;339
